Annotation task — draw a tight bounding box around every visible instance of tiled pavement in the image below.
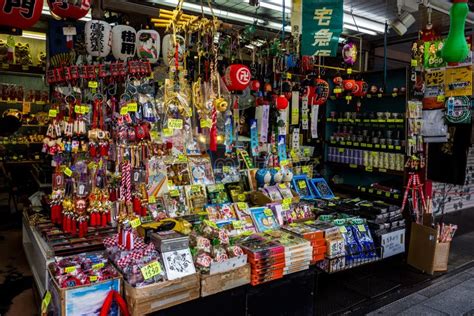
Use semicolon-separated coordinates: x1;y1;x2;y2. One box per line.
369;266;474;316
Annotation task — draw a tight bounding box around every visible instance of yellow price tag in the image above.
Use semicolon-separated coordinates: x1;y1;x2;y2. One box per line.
89;275;98;282
92;263;104;270
168;118;183;129
163;128;173;137
411;59;418;67
177;154;188;162
347;68;353;74
237;202;248;210
128;102;138;112
41;291;51;314
379;168;387;173
302;166;311;174
169;189;180;197
339;226;347;233
283;198;292;205
65;266;76;273
280;160;289;167
237;193;246;201
345;95;353;101
287;72;292;79
334;88;342;94
365;166;373;172
233;220;244;229
298;180;307;189
278;183;287;189
200;119;212;128
150;131;158;139
81;105;89;113
64;167;73;177
264;209;274;217
349;164;357;168
88;81;98;89
148;195;156;203
48;109;58;117
191;185;201;193
281;203;290;211
358;224;366;232
437;95;446;102
141;261;162;280
120;106;129;115
74;105;84;114
130;218;141;228
223;166;231;173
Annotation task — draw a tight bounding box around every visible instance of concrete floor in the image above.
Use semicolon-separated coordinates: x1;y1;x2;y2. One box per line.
369;266;474;315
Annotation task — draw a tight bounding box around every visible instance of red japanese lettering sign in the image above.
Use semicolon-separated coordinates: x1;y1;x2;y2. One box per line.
47;0;91;20
0;0;43;29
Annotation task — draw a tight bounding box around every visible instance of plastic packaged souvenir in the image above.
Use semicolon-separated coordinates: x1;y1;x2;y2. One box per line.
184;184;207;212
207;183;231;204
164;187;189;217
188;156;215;185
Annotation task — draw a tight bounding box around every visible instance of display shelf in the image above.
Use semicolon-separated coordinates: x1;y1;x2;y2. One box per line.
0;100;48;106
2;159;44;164
330;93;406;100
326;118;404;125
316;246;383;274
331;184;402;204
326;162;404;176
328;141;404;153
30;169;52;189
0;64;45;76
22;212;55;295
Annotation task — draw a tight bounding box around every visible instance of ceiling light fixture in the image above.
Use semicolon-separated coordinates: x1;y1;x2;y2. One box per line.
259;1;291;14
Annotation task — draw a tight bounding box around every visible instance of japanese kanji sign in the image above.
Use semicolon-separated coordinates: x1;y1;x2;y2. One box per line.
1;0;43;29
301;0;343;57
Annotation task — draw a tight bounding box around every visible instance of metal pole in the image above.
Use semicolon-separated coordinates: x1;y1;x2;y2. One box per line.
384;21;388;89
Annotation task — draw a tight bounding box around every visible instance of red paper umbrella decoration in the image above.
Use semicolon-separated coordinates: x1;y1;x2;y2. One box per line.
47;0;92;20
223;64;252;92
0;0;44;29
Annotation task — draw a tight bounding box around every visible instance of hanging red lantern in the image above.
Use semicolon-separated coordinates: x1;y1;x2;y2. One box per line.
223;64;251;92
250;80;261;92
343;79;356;91
47;0;92;20
333;76;343;85
353;80;368;97
0;0;44;29
276;95;289;110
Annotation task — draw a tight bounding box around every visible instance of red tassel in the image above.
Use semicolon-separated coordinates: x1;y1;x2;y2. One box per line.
133;197;141;215
141;206;147;217
83;220;88;235
71;219;77;235
125;232;131;250
107;211;111;223
62;215;67;232
66;216;71;233
79;222;84;238
89;144;97;157
58;210;63;225
109;190;117;202
90;212;96;226
101;213;107;227
100;144;109;157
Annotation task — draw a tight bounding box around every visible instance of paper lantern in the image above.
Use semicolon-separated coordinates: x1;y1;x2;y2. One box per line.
276;95;288;110
47;0;91;20
0;0;43;29
343;79;356;91
442;0;469;63
112;25;137;61
314;78;329;105
250;80;261;92
353;80;368;97
136;29;160;63
85;20;111;57
162;34;185;67
223;64;251;92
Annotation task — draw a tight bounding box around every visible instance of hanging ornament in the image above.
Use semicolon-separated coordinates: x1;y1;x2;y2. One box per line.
313;78;329;105
47;0;92;20
112;25;137;61
136;29;160;63
446;96;471;124
353;80;368;97
442;0;469;63
223;64;252;92
0;0;43;29
276;95;289;110
162;34;185;67
85;20;112;57
342;41;358;66
343;79;356;91
250;79;261;92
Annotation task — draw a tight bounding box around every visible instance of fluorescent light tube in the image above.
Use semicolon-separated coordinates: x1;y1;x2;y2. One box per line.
22;31;47;41
343;24;377;36
259;2;291;14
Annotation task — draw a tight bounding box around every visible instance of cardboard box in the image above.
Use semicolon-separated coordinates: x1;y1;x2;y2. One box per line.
48;264;122;316
201;264;251;297
124;273;200;315
407;223;450;275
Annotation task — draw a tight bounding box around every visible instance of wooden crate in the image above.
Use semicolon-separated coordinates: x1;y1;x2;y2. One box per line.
48;264;122;316
200;264;251;297
124;273;200;315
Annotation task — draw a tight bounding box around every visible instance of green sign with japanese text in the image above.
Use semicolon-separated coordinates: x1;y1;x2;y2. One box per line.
302;0;344;57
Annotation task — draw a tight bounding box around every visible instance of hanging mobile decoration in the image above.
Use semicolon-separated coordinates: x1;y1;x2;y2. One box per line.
136;29;161;63
342;41;358;66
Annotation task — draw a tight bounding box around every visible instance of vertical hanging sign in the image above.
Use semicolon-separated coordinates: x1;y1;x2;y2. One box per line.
301;0;344;57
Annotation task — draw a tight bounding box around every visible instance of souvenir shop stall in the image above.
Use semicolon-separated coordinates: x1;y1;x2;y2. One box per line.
0;0;468;315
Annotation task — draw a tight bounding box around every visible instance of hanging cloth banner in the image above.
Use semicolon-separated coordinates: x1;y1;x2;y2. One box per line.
291;0;303;36
311;105;319;139
301;0;344;57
